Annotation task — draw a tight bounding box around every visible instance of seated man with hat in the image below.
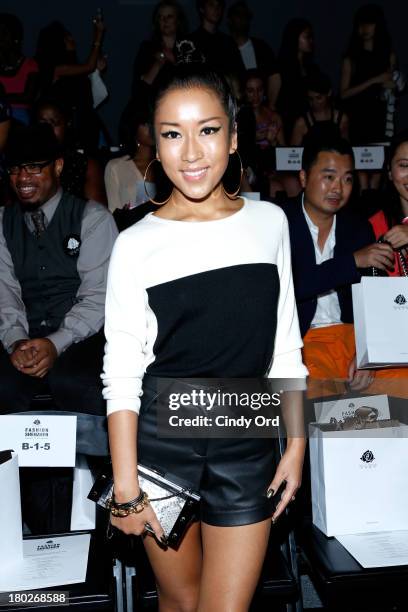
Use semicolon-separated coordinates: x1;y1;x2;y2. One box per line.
0;123;118;413
0;124;118;533
0;124;117;414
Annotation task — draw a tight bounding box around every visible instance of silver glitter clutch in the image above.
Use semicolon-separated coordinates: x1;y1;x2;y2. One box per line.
88;463;200;548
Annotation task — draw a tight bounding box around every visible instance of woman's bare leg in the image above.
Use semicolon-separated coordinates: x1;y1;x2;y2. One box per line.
197;519;271;612
142;521;202;612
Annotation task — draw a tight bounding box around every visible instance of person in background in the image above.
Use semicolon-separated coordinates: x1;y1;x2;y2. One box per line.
340;4;397;191
0;124;117;533
243;69;287;198
190;0;243;79
370;130;408;276
0;83;11;154
275;18;320;142
105;106;155;213
291;72;349;146
0;13;39;125
0;84;11;206
227;0;280;109
35;97;106;204
131;0;193;109
279;139;394;398
35;16;105;153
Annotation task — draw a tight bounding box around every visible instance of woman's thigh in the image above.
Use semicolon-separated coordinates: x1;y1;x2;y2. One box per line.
198;519;271;612
142;521;202;611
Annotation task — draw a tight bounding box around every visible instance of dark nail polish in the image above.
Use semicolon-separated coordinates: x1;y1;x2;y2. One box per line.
160;535;168;545
267;488;275;499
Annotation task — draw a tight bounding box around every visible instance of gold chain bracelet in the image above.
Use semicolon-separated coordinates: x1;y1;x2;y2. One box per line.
107;492;150;517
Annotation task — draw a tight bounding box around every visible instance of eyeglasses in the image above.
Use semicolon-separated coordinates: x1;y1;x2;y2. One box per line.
7;160;53;176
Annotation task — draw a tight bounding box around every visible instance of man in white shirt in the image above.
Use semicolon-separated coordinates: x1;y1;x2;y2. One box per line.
280;139;395;396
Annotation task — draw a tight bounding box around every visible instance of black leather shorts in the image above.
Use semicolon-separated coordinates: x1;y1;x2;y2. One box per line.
137;377;277;527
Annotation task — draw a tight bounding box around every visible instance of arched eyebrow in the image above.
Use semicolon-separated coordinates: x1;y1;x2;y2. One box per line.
159;116;223;126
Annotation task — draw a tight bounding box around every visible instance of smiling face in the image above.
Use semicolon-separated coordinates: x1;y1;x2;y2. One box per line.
390;142;408;207
154;85;236;204
9;159;64;210
300;151;354;220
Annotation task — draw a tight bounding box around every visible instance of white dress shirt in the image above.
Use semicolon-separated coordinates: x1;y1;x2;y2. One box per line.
302;200;342;328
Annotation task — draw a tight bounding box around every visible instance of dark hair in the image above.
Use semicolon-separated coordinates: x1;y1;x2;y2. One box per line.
305;72;332;95
32;97;75;148
35;21;73;86
0;12;23;44
278;18;313;71
227;1;252;21
119;102;151;157
346;4;391;62
152;64;237;134
0;13;24;65
152;0;188;41
196;0;225;13
243;68;266;90
382;129;408;227
302;138;354;173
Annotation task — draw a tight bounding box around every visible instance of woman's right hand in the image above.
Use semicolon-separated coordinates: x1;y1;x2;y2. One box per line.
110;499;167;543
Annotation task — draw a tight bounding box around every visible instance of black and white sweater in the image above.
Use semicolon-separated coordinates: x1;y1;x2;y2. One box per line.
102;199;308;415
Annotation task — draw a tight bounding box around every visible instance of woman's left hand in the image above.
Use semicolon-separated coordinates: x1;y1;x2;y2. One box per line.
268;441;305;523
383;225;408;250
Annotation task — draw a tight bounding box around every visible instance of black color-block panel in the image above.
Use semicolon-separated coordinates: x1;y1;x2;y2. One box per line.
146;264;279;378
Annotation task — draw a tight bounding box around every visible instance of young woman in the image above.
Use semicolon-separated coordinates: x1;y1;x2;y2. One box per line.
35;98;106;204
105;105;156;212
370;130;408;276
275;18;319;141
35;17;105;153
291;72;349;146
0;13;39;125
340;4;397;190
243;68;287;198
102;65;307;612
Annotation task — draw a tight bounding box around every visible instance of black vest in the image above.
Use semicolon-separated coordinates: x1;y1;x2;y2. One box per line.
3;192;86;334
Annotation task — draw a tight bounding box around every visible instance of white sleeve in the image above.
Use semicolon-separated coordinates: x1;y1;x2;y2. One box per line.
268;212;308;379
101;232;153;415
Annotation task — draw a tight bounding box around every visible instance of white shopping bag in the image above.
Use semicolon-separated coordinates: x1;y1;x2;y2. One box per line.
352;277;408;368
309;423;408;536
0;451;23;570
70;455;96;531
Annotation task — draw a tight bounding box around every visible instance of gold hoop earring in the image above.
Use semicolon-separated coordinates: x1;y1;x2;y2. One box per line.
143;158;172;206
222;150;243;199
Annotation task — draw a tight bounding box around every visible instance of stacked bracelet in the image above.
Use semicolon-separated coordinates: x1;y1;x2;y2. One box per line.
107;490;150;517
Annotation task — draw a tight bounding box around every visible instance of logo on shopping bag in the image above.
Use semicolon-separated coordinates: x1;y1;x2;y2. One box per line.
360;450;375;463
37;539;61;551
394;294;407;306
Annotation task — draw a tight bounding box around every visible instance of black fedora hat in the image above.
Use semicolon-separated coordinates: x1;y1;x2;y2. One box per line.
6;123;62;167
